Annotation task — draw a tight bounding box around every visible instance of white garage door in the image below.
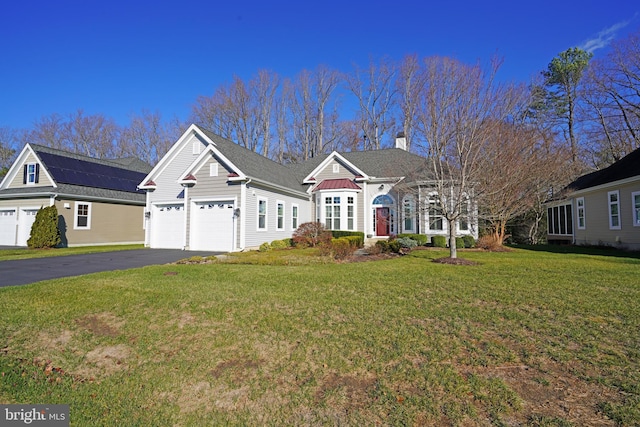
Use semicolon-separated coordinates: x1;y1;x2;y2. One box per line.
190;201;235;252
17;209;39;246
150;204;185;249
0;209;17;246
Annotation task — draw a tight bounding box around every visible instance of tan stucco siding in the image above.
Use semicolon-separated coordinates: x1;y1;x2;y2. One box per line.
6;153;55;189
55;199;144;246
574;180;640;249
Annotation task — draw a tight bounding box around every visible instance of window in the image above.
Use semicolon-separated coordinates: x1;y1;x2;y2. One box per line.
192;140;201;154
257;198;267;230
347;197;355;230
428;196;443;231
608;191;620;229
210;163;218;177
24;163;39;185
333;163;340;173
458;198;470;231
547;204;573;235
577;197;585;229
277;201;285;230
403;196;415;232
292;204;299;230
633;192;640;227
325;196;341;230
74;202;91;229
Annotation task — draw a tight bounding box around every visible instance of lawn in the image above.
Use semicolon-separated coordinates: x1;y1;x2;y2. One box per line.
0;247;638;426
0;244;144;261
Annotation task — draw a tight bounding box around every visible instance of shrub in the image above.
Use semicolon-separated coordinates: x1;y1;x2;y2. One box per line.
27;206;61;249
388;240;402;253
397;233;428;246
292;222;332;248
431;235;447;248
343;235;364;248
331;237;357;260
375;240;391;253
270;239;289;250
476;234;502;251
259;242;271;252
462;235;475;248
455;237;465;249
396;237;418;249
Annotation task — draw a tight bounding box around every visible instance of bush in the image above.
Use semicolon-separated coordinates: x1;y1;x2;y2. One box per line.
462;235;475;248
270;239;290;250
397;233;428;246
455;237;465;249
476;234;503;251
343;235;364;248
388;240;402;253
375;240;391;253
27;206;61;249
396;237;418;249
293;222;332;248
259;242;271;252
331;237;357;260
431;235;447;248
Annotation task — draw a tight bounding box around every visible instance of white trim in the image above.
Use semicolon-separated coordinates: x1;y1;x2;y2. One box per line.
257;197;268;231
276;200;285;231
74;201;92;230
303;151;369;184
576;197;585;230
291;203;299;230
210;163;219;177
0;144;56;190
608;190;621;230
632;191;640;227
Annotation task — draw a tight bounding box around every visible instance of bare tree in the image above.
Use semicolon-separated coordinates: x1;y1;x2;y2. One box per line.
415;56;528;258
62;110;120;158
0;126;19;177
396;54;426;151
346;57;397;150
120;110;175;165
21;113;66;149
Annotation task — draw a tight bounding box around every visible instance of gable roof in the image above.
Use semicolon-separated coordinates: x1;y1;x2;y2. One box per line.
312;178;362;192
568;147;640;192
0;144;152;202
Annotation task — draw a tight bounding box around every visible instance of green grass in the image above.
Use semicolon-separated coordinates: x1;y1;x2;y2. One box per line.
1;247;638;426
0;244;144;261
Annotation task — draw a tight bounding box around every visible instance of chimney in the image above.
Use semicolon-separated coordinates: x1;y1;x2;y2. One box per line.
395;132;407;150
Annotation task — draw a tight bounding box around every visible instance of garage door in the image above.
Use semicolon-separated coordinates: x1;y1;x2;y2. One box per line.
150;204;185;249
17;209;39;246
190;201;235;251
0;209;17;245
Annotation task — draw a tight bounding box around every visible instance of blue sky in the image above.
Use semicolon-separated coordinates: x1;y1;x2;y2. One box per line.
1;0;638;130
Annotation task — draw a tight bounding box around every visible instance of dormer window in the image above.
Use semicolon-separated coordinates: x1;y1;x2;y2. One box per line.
23;163;40;185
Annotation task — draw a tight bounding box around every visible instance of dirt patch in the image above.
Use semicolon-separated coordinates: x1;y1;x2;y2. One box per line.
75;344;131;378
315;372;378;408
210;357;262;383
35;329;74;350
76;313;124;337
432;257;479;265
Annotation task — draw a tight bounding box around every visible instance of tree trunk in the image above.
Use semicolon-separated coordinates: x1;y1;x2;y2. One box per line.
448;218;457;259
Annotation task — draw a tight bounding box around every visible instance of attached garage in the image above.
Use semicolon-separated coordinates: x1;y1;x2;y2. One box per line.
190;200;235;252
150;203;185;249
0;209;17;245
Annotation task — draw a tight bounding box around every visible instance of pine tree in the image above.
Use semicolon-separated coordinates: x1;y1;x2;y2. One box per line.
27;205;61;249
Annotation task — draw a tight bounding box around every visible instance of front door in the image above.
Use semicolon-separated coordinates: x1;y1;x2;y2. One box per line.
376;207;390;236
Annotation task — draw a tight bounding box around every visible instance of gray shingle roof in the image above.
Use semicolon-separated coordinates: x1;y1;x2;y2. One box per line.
568;147;640;191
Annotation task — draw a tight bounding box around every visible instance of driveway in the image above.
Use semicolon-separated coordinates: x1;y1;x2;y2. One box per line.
0;249;220;288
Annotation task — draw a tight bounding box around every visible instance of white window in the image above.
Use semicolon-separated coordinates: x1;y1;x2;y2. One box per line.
210;163;218;177
633;192;640;227
577;197;585;229
291;204;299;230
192;140;201;154
608;191;620;229
347;196;355;230
257;198;267;230
325;196;341;230
403;196;415;232
277;201;285;230
24;163;39;185
332;163;340;173
74;202;91;230
427;196;443;231
458;198;470;232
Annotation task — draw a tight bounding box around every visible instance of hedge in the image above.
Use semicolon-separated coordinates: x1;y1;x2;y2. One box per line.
431;235;447;248
397;233;428;246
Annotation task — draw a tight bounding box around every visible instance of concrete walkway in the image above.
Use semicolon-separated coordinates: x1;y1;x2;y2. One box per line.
0;249;219;288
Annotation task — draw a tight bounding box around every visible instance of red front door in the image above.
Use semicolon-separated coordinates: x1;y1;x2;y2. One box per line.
376;207;390;236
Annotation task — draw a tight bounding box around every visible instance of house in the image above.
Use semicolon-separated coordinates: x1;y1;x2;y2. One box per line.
0;144;151;247
547;147;640;250
139;124;478;252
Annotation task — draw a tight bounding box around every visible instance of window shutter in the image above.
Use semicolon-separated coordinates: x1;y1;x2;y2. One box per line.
23;165;27;184
35;164;40;183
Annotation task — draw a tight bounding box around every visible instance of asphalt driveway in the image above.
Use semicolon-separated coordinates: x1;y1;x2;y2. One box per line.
0;249;220;288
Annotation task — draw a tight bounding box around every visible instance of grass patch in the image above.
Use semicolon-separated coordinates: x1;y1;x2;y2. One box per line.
0;244;144;261
1;247;638;425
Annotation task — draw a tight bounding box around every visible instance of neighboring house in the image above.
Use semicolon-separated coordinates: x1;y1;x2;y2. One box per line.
139;124;478;252
0;144;151;247
547;147;640;250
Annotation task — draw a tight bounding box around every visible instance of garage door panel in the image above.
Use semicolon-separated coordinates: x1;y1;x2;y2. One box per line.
17;209;39;246
150;204;184;249
0;209;17;246
191;201;234;251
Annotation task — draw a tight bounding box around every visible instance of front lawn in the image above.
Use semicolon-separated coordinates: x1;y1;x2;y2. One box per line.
0;248;638;425
0;244;144;261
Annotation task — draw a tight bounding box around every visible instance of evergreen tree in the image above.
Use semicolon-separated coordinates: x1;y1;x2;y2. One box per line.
27;205;61;249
